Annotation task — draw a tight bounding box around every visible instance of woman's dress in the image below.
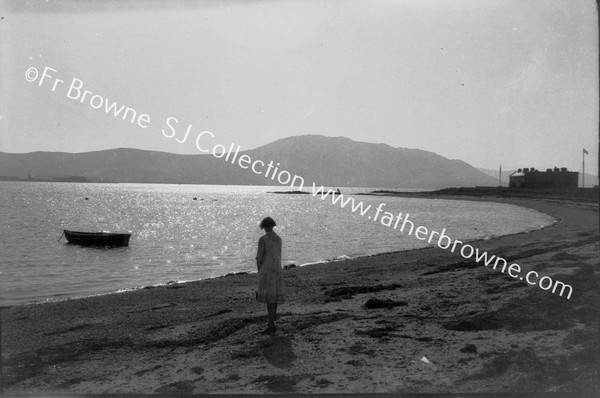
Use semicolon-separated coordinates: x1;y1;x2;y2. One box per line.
256;233;285;303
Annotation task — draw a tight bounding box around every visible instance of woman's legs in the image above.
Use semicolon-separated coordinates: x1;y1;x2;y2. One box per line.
267;303;278;330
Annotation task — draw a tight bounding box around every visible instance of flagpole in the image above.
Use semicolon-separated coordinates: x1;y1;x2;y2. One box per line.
498;164;502;187
582;149;585;188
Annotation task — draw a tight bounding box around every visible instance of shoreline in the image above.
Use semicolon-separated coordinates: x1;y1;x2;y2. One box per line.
5;194;558;309
2;194;598;393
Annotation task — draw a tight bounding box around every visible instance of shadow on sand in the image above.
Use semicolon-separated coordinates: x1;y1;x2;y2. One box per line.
262;334;296;369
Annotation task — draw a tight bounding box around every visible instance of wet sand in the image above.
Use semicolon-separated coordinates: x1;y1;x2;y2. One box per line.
1;195;599;394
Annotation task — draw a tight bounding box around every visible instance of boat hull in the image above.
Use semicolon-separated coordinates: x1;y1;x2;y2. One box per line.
63;230;131;247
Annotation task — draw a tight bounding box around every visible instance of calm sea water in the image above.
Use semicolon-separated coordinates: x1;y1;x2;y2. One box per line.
0;182;555;306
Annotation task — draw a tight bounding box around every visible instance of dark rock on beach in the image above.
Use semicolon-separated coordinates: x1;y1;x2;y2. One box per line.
363;298;408;309
460;344;477;354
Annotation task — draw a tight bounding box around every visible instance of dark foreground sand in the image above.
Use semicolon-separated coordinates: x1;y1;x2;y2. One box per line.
1;195;599;394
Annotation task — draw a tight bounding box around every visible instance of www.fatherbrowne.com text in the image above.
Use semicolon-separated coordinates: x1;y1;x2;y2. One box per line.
309;186;572;299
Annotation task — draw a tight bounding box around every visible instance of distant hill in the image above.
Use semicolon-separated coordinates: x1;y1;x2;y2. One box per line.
0;135;498;189
249;135;497;188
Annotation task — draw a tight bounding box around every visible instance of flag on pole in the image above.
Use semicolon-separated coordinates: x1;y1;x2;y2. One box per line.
583;148;589;155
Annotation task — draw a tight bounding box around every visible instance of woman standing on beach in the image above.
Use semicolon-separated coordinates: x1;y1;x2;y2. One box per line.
256;217;284;333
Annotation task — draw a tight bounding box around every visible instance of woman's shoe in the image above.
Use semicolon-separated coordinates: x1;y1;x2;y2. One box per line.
261;325;277;334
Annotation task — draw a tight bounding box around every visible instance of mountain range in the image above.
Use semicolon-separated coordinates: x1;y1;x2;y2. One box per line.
0;135;502;189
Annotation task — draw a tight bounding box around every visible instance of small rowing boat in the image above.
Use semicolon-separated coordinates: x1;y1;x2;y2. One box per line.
63;230;131;247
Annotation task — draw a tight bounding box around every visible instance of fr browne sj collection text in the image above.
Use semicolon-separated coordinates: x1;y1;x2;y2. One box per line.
25;66;227;153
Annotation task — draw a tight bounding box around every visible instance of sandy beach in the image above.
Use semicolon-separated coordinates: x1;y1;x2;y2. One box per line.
1;194;598;394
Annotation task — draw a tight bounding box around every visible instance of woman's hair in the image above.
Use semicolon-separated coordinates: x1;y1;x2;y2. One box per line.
260;217;276;230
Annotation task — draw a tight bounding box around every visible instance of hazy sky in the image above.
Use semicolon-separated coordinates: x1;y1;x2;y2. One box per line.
1;0;598;171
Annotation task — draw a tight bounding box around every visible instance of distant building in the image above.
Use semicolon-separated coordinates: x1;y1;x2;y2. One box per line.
509;167;578;190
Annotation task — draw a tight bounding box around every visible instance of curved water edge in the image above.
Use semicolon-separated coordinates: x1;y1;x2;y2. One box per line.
21;208;561;308
17;201;558;309
0;183;557;307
